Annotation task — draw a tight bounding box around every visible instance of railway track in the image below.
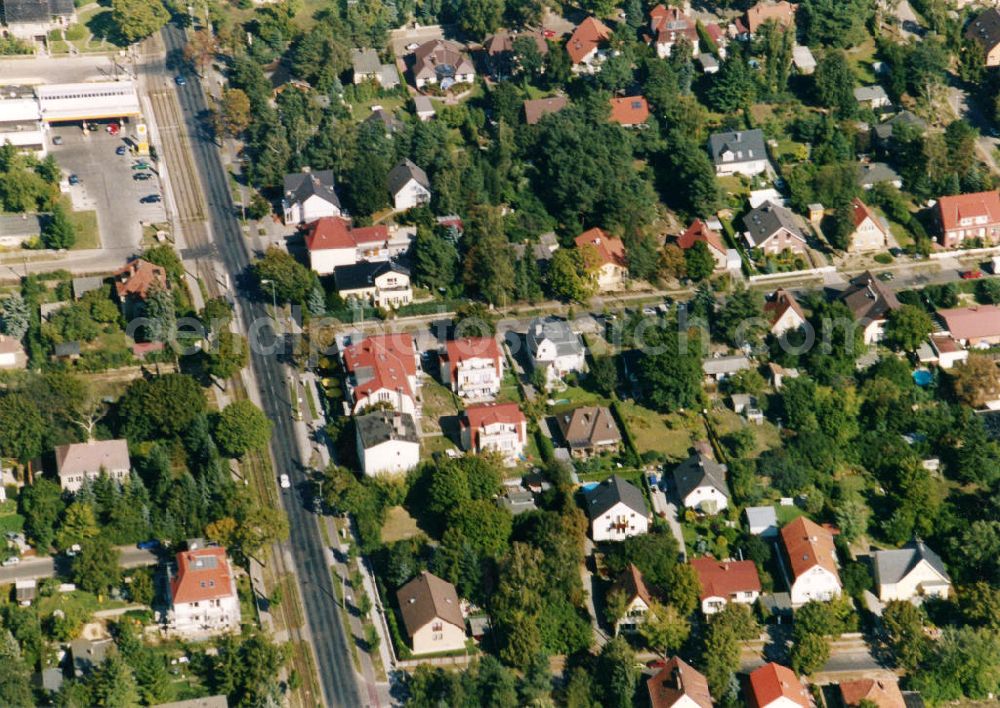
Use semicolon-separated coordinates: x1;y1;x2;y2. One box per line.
148;88;206;226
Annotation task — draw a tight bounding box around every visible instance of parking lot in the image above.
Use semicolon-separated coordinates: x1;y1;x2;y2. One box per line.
48;122;166;252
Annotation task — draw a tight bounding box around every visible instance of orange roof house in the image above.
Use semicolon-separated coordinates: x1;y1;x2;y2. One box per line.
171;547;237;604
936;190;1000;248
839;678;905;708
781;517;841;605
460;402;527;460
678;219;727;255
649;5;699;58
113;259;167;302
304;217;388;251
576;227;628;292
442;337;505;399
647;656;714;708
609;96;650;126
690;557;762;615
745;1;798;35
342;334;420;415
567;17;613;67
937;304;1000;346
763;288;807;336
747;662;811;708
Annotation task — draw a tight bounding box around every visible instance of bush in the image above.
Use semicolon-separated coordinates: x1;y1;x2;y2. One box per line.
873;252;893;264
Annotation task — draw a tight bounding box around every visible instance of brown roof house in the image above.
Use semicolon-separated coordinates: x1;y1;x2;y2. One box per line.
523;96;568;125
609;96;650;127
647;656;714;708
483;28;547;78
649;5;699;58
397;571;466;655
55;439;131;493
747;662;811;708
838;677;905;708
763;288;807;337
567;17;613;73
781;517;841;606
935;190;1000;249
409;40;475;90
745;1;798;37
846;197;889;253
965;8;1000;68
839;270;901;345
557;406;622;458
678;219;729;272
113;258;168;321
609;563;655;634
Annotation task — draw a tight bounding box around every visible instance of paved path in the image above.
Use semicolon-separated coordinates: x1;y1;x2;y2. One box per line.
649;483;687;562
0;545;158;584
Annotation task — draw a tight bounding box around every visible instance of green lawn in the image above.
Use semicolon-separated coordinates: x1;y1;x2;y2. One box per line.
497;369;524;404
547;385;610;415
617;401;703;461
847;38;879;84
67;208;99;250
776;504;806;524
421;434;457;455
709;408;782;457
420;380;458;433
381;505;421;543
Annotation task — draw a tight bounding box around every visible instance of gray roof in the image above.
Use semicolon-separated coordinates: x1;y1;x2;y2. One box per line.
698;53;719;70
702;354;751;376
527;317;583;358
672;451;730;501
792;45;815;69
858;162;901;187
334;260;410;292
356;411;419;448
586;474;648;518
351;48;381;75
283;170;340;210
70;637;113;675
413;95;434;115
854;85;889;103
745;505;778;529
2;0;71;23
72;276;105;299
378;64;400;88
872;110;926;141
709;128;767;166
873;540;950;587
966;8;1000;51
364;108;404;134
743;201;806;248
54;341;80;357
387;158;430;196
497;489;537;515
840;270;901;322
35;668;64;694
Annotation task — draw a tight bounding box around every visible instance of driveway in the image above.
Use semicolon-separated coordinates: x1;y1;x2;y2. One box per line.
650;479;687;561
388;24;445;58
893;0;925;41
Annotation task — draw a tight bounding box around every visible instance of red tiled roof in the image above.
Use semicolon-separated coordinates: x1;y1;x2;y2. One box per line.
748;663;810;708
746;1;798;34
781;517;839;583
113;259;167;302
443;337;502;387
567;16;612;64
705;23;723;42
609;96;650;126
678;219;727;255
690;557;761;601
839;678;905;708
938;305;1000;341
612;563;654;606
304;217;389;251
575;227;627;268
170;547;236;605
937;190;1000;233
524;96;569;125
647;656;714;708
649;5;699;45
461;402;526;448
763;288;806;327
343;334;418;402
851;198;888;234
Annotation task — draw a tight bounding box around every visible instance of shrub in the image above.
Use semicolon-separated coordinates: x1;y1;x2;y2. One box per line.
873;252;893;264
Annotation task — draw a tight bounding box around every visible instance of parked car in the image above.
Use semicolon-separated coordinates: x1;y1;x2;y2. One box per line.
52;135;63;145
961;269;984;279
140;194;162;203
174;75;187;86
877;271;894;282
280;474;291;489
133;173;151;181
67;174;79;185
132;162;151;170
66;543;81;557
2;556;20;567
137;539;160;551
116;145;128;156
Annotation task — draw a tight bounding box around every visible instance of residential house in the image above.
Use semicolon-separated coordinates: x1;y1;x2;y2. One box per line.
586;474;650;542
497;488;537;515
743;201;808;255
575;227;628;292
112;258;167;320
678;219;729;271
731;393;763;424
673;451;730;514
351;48;398;88
54;439;131;493
282;170;342;225
303;217;392;275
709;128;769;176
523;96;568;125
341;334;421;416
413;95;435;121
702;354;751;382
935;190;1000;248
0;335;26;369
872;110;926;146
764;288;807;337
397;571;466;655
557;406;622;458
364;107;404;136
167;546;241;636
388;158;431;211
925;333;968;369
334;261;413;309
483;28;547;78
355;411;420;477
744;1;798;37
854;85;891;111
34;667;64;695
442;337;504;400
649;5;699;58
647;656;714;708
781;517;842;606
792;45;816;74
53;341;80;362
690;557;762;615
609;96;650;127
747;663;811;708
70;637;113;676
610;564;654;634
965;8;1000;67
839;677;906;708
698;53;720;74
938;304;1000;347
567;16;613;74
1;0;76;41
766;362;799;390
858;162;903;191
872;540;952;602
410;40;475;89
839;271;901;344
745;506;779;538
846;197;889;252
526;317;586;388
460;402;527;463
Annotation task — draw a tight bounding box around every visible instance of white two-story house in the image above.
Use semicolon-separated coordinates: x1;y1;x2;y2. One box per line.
781;517;842;606
342;334;421;416
872;540;952;602
672;452;730;515
459;402;527;463
167;546;241;637
355;411;420;477
441;337;504;400
586;475;650;542
526;317;586;389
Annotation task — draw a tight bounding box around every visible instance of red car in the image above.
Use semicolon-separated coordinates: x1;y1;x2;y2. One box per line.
961;269;984;279
543;29;556;38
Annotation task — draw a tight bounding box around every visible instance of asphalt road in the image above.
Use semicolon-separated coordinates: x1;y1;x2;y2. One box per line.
160;23;361;708
0;546;158;584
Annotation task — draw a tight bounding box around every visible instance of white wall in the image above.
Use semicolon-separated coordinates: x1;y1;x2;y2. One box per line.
393;180;431;211
592;501;649;542
360;438;420;477
410;618;466;655
170;594;241;636
310;247;357;275
790;565;841;606
878;561;951;602
715;159;768;177
682;486;729;514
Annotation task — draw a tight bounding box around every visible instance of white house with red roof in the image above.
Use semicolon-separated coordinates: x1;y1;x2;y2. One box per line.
690;557;762;615
567;17;613;73
342;334;421;416
846;198;889;253
649;4;699;58
441;337;505;400
459;402;527;463
936;190;1000;248
763;288;807;337
303;217;392;275
747;662;812;708
167;546;241;636
781;517;841;606
678;219;729;272
576;227;628;292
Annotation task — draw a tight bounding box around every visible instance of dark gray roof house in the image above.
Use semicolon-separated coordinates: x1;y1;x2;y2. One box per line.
708;128;767;167
2;0;73;24
840;270;901;323
873;540;949;587
965;8;1000;57
355;411;419;448
586;474;648;520
351;48;381;77
283;170;340;211
742;201;807;248
387;158;430;196
672;451;730;503
333;260;410;293
526;317;584;359
872;110;926;143
858;161;902;189
364;108;404;135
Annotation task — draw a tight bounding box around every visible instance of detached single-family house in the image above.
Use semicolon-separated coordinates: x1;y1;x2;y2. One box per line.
764;288;807;337
702;354;751;382
678;219;729;272
872;110;926;146
747;663;811;708
649;5;699;58
70;637;113;676
709;129;768;177
610;563;654;634
0;0;76;41
839;271;901;344
113;258;167;320
351;48;398;88
767;362;799;391
858;162;903;191
839;677;906;708
282;170;342;225
567;16;613;73
846;198;889;252
965;8;1000;67
745;506;779;538
355;411;420;477
334;261;413;309
938;304;1000;347
781;517;842;606
483;28;547;78
731;393;763;424
167;546;241;636
854;85;891;111
388;158;431;212
925;333;969;369
792;45;816;74
523;96;568;125
609;96;650;127
690;557;762;615
397;571;466;655
410;40;475;89
557;406;622;458
586;474;650;542
526;317;586;388
744;1;797;37
647;656;714;708
935;190;1000;248
575;227;628;292
441;337;504;400
872;540;952;602
342;334;421;416
303;217;392;275
743;201;808;256
0;335;26;370
673;451;730;514
55;439;131;493
460;402;527;463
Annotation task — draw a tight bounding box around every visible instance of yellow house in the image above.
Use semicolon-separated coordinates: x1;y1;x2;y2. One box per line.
397;571;466;655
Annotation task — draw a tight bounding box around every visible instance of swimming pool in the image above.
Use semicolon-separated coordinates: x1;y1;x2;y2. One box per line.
913;369;933;386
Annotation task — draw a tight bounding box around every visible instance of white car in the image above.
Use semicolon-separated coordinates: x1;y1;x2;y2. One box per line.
1;556;20;567
279;474;291;489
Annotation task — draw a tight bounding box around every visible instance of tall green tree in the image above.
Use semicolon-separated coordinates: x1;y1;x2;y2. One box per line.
814;50;857;116
73;537;122;595
214;400;272;458
41;203;76;249
111;0;169;44
253;247;317;305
